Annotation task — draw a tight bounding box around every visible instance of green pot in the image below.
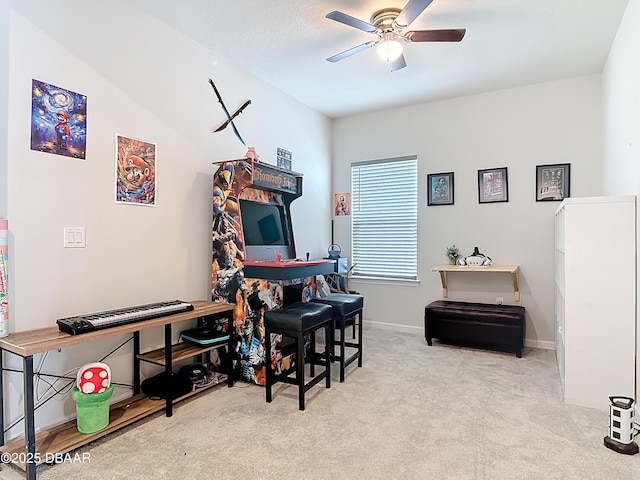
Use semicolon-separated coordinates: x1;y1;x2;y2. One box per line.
71;384;114;434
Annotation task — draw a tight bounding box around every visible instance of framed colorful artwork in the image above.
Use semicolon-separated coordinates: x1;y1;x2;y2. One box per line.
427;172;454;206
334;193;350;216
478;167;508;204
115;134;157;206
536;163;570;201
30;79;87;159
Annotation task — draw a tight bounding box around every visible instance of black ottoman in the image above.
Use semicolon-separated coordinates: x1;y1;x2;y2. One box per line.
425;300;525;357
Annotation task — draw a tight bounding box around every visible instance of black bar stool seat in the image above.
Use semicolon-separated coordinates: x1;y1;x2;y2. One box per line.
311;293;364;382
264;301;333;410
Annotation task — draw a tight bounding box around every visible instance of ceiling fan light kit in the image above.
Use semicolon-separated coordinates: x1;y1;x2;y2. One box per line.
377;32;403;62
325;0;466;72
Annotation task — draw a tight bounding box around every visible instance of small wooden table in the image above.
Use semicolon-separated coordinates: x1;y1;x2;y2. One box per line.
0;300;234;480
431;264;520;302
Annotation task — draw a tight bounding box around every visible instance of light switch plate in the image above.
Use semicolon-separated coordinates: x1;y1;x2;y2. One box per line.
63;227;86;248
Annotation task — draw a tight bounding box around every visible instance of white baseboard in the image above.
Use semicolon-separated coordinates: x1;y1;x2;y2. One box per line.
365;320;555;351
525;339;555;350
364;320;423;335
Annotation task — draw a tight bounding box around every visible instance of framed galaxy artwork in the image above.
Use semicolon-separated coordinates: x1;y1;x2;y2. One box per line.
115;134;157;206
30;79;87;159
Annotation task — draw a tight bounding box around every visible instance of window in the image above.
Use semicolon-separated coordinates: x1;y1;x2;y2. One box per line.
351;156;418;281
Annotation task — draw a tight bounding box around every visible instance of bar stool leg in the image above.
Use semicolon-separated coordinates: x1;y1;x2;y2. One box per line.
329;322;336;363
324;322;331;388
297;332;305;411
357;311;363;367
309;331;316;378
338;323;346;383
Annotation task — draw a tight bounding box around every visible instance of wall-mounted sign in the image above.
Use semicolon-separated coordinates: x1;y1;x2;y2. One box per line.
253;161;299;195
277;148;292;171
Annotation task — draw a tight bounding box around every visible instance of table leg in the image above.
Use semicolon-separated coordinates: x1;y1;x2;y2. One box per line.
164;324;173;417
24;355;36;480
133;332;140;395
0;348;4;446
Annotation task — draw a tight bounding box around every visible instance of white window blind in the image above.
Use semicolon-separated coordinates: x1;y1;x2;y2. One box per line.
351;156;418;281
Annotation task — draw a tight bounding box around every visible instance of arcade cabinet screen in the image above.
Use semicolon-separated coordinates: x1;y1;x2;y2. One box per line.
239;199;289;246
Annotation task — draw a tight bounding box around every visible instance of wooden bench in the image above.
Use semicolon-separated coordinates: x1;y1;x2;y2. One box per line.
425;300;525;357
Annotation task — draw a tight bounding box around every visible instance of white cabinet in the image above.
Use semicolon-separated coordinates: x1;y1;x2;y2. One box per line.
554;196;636;409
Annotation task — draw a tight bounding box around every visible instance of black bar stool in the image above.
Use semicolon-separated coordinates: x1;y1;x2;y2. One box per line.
264;302;333;410
311;293;364;382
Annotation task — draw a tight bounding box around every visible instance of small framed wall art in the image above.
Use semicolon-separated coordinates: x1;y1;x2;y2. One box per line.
536;163;570;201
334;193;350;216
427;172;454;206
478;167;508;204
115;134;157;206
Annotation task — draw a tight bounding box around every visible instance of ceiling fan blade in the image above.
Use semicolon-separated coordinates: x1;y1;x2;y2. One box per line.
395;0;435;28
326;11;377;33
390;54;407;72
405;29;466;42
326;42;377;63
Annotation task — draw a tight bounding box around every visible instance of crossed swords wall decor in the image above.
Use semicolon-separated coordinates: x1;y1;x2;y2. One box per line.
208;78;251;146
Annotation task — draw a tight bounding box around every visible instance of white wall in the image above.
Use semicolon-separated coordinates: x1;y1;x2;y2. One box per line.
0;6;7;217
603;0;640;196
601;0;640;418
2;0;331;438
332;76;604;347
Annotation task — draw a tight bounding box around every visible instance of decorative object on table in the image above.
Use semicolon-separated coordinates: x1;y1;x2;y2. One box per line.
536;163;570;201
180;325;230;347
478;167;508;203
115;134;156;206
245;147;260;161
457;246;492;266
72;362;114;434
427;172;454;206
0;219;8;337
208;78;251;146
445;244;459;265
76;362;112;393
604;396;639;455
277;147;292;170
334;193;350;216
327;244;341;259
30;79;87;159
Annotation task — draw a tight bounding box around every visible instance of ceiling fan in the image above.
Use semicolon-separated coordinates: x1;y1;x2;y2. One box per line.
325;0;466;72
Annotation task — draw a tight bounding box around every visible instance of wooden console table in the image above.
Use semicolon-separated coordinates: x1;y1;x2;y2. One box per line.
431;265;520;302
0;300;234;480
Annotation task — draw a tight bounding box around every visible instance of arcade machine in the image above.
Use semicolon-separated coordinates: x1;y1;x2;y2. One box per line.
210;158;333;385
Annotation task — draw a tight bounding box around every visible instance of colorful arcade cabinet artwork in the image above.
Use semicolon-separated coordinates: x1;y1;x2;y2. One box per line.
210;158;332;385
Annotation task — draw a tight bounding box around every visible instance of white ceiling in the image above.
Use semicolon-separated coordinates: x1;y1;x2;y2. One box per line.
125;0;629;119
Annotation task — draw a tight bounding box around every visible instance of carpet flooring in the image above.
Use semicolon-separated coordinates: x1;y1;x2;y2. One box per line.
2;326;640;479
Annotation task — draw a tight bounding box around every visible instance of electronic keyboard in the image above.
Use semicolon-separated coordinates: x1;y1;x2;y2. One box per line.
56;300;194;335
